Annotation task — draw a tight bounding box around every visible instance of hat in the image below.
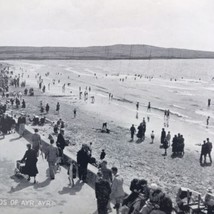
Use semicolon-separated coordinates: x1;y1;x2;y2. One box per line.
150;183;158;190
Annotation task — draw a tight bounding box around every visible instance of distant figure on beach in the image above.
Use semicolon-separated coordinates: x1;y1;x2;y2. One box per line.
109;93;111;100
130;124;136;141
46;103;50;114
89;86;91;92
151;130;155;144
100;149;106;160
40;106;44;114
137;123;144;140
56;102;60;114
48;83;50;90
163;137;169;156
21;99;26;108
206;138;212;164
24;88;28;95
161;128;166;145
166;131;171;146
42;85;46;93
147;102;151;112
208;99;211;107
206;116;210;128
200;140;207;165
62;84;65;93
136;102;139;111
73;108;77;118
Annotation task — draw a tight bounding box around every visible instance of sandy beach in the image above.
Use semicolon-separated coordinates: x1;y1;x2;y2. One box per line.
2;59;214;200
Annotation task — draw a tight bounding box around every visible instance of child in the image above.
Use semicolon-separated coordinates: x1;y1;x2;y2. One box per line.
67;160;77;187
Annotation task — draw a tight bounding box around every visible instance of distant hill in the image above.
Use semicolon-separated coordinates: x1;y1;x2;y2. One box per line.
0;44;214;60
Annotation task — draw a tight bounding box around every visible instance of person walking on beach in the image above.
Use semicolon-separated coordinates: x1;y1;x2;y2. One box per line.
208;99;211;107
45;103;50;114
147;102;151;112
56;102;60;114
136;102;139;111
110;167;125;214
32;129;42;157
206;116;210;128
45;139;59;180
100;149;106;160
21;144;38;183
151;130;155;144
95;171;111;214
73;108;77;118
130;124;136;141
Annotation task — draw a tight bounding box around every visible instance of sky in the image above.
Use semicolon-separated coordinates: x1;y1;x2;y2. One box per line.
0;0;214;51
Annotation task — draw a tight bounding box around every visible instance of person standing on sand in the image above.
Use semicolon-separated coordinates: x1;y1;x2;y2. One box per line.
208;99;211;107
206;116;210;128
45;103;50;114
45;139;59;180
136;102;139;111
73;108;77;118
21;99;26;108
130;124;136;141
166;131;171;146
147;102;151;112
151;131;155;144
206;138;212;164
100;149;106;160
161;128;166;145
56;102;60;114
200;140;207;165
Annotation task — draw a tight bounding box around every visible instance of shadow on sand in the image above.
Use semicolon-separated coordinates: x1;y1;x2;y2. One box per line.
58;180;84;195
9;175;32;193
200;162;212;167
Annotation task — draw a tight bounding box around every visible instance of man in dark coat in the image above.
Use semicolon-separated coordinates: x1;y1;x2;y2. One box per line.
206;138;213;164
95;171;111;214
56;129;66;164
21;144;38;183
137;123;144;139
77;144;90;182
161;128;166;145
200;141;207;164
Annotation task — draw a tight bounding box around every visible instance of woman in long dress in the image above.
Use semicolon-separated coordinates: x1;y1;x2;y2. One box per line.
21;144;38;183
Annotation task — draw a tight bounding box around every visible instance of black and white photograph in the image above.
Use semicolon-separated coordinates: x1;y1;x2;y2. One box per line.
0;0;214;214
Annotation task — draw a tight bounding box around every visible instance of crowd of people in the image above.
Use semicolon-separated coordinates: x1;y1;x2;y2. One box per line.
1;66;214;214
